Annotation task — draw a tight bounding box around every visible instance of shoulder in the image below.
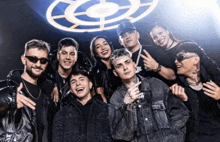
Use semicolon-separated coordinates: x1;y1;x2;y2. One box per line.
110;85;125;105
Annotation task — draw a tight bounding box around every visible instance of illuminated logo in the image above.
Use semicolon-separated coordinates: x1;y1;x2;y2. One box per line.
46;0;158;32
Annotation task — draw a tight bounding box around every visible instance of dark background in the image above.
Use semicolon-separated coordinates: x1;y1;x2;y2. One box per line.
1;0;220;79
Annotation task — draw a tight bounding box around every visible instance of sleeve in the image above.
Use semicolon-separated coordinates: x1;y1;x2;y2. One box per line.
166;89;189;142
0;84;17;114
109;91;137;141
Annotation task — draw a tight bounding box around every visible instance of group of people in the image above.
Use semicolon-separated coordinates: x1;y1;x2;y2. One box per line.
0;20;220;142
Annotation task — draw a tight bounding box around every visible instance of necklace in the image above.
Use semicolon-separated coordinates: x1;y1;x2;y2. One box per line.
135;46;142;73
22;79;41;99
187;79;203;91
135;46;142;67
166;41;175;50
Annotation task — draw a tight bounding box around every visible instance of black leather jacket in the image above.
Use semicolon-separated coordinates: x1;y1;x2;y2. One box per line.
0;70;53;142
109;75;189;142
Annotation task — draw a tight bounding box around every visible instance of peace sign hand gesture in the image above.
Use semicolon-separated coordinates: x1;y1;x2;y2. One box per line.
139;50;158;71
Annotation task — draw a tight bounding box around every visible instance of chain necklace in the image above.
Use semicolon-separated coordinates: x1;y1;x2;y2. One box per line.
22;79;41;99
187;79;203;91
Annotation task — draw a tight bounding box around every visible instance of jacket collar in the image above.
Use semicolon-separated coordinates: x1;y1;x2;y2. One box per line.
120;74;151;91
7;69;23;86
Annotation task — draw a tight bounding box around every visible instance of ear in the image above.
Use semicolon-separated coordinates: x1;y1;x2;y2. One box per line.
118;38;123;46
89;80;93;90
21;55;26;65
136;31;140;39
193;56;200;65
57;51;60;60
113;69;118;77
75;52;78;62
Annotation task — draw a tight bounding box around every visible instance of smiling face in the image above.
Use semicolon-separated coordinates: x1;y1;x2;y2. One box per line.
94;38;112;60
70;73;92;102
175;52;200;77
113;55;136;81
119;30;140;51
57;46;77;71
150;26;172;48
22;48;48;79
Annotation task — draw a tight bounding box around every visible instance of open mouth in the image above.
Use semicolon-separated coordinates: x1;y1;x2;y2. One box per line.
101;50;109;55
64;61;72;65
76;87;84;93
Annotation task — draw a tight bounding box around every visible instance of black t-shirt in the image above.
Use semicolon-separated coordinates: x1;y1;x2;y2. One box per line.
22;79;44;142
132;45;174;86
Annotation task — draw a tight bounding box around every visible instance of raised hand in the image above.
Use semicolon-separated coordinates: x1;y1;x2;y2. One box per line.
203;81;220;100
139;49;158;71
170;83;188;101
17;83;36;110
124;82;142;104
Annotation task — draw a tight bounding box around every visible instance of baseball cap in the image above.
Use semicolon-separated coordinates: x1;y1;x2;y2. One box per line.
117;21;137;37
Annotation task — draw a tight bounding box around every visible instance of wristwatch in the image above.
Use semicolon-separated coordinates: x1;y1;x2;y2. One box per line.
154;64;161;72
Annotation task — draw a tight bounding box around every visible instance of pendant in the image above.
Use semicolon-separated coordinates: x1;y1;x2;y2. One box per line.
135;66;142;73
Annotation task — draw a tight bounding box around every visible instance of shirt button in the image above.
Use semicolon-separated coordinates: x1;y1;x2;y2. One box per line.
145;118;148;121
138;105;141;108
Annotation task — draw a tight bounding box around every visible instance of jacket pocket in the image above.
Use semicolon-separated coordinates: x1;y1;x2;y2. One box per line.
152;101;170;129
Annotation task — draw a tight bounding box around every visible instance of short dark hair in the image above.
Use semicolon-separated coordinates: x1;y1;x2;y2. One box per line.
24;39;50;55
58;37;79;51
110;48;131;69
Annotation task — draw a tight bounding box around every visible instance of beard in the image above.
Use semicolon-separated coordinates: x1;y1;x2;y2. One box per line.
26;66;43;79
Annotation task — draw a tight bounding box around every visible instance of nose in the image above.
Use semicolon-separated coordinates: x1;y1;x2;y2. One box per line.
36;60;41;67
66;53;70;59
101;45;106;50
174;59;178;64
123;64;128;70
76;80;81;86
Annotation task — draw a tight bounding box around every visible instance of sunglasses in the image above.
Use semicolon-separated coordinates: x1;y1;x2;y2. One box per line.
176;54;197;62
25;56;48;64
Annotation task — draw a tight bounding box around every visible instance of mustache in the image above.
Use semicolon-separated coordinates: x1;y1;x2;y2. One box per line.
32;66;43;70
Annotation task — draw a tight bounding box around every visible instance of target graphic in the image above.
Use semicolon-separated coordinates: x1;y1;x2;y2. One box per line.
46;0;158;32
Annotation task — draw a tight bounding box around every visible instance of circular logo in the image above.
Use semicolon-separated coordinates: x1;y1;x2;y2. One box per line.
46;0;158;32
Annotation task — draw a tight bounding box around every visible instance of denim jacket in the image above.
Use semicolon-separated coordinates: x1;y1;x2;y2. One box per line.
109;75;189;142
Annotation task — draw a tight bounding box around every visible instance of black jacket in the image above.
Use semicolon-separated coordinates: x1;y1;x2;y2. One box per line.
52;94;112;142
0;70;54;142
178;66;220;142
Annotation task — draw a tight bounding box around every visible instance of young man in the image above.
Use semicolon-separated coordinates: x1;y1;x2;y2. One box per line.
47;37;92;101
117;21;176;85
52;69;112;142
109;48;188;142
47;37;78;101
0;39;54;142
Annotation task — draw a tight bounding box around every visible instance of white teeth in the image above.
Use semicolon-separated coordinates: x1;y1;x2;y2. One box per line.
102;51;108;55
76;88;84;91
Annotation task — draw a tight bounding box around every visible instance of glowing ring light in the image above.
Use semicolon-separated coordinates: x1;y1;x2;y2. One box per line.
46;0;158;32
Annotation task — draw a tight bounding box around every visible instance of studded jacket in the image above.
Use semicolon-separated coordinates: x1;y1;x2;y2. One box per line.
109;75;189;142
0;70;54;142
